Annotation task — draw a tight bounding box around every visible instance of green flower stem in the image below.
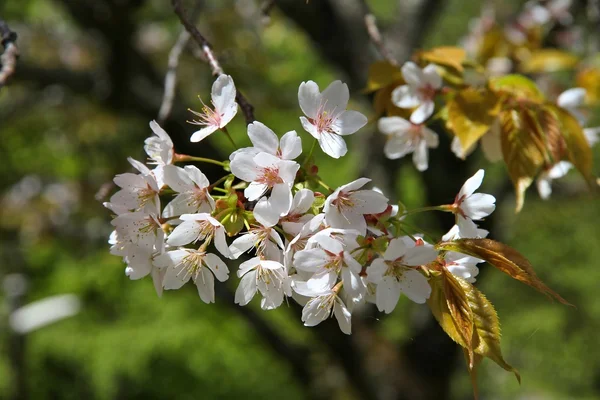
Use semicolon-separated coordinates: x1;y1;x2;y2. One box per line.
221;127;238;149
317;179;333;193
303;138;318;168
209;174;233;191
174;154;227;167
211;187;229;194
402;205;449;216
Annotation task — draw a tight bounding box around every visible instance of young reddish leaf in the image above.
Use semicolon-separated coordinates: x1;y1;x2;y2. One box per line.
489;74;545;103
520;49;579;74
499;108;548;212
417;46;467;73
446;87;500;152
442;270;476;367
436;239;572;306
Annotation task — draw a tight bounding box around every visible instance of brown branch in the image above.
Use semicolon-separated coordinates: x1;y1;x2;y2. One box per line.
171;0;256;124
359;0;398;65
158;29;190;124
0;20;19;90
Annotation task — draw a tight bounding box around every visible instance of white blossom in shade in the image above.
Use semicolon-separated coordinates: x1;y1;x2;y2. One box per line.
189;74;238;142
452;169;496;237
284;214;326;272
230;121;302;161
441;223;489;241
280;189;315;236
124;244;166;297
145;120;174;167
294;283;352;334
324;178;388;236
557;87;587;124
234;257;289;310
378;116;439;171
162;165;214;218
391;62;442;124
584;127;600;147
536;161;573;200
111;202;164;251
442;251;484;283
366;237;437;312
154;248;229;303
229;223;285;262
166;213;231;258
294;232;365;300
110;166;160;211
298;80;368;159
230;151;299;226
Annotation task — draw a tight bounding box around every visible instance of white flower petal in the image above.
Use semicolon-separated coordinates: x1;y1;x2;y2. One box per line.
190;126;219;142
333;299;352;334
331;110;368;136
204;253;229;282
166;220;201;246
248;121;279;154
234;270;258;306
412;139;429;171
410;101;435;124
212;74;237;113
318;131;347;159
279;130;302;160
391;85;420;108
397;269;431;304
321;80;349;116
244;182;268;201
557;87;586;110
459;169;485;198
376;277;401;313
422;64;442;89
194;268;215;303
298;81;321;119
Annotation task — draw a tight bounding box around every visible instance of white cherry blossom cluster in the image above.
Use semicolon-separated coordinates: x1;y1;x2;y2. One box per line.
105;74;498;334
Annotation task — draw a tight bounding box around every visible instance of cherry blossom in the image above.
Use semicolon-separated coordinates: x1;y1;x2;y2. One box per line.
166;213;231;258
111;202;164;251
230;121;302;161
536;161;573;200
229;223;285;262
378;116;439;171
234;257;290;310
391;62;442;124
324;178;388;235
189;74;238;142
230;152;299;226
145;120;174;167
442;251;484;283
294;231;365;300
154;248;229;303
298;80;368;159
367;237;437;312
294;283;352;334
280;189;315;236
451;169;496;236
162;165;214;217
109;162;160;211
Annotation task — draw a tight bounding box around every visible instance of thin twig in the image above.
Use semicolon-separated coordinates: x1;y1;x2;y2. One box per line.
359;0;397;65
158;29;190;123
0;20;19;90
171;0;255;124
260;0;277;24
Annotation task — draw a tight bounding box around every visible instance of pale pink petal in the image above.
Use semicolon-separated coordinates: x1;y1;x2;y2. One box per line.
397;269;431;304
349;190;388;214
422;64;442;89
300;116;319;139
298;81;321;119
279;130;302;160
331;110;368;136
412;139;429;171
321;80;349;116
190;125;219;142
212;74;237;113
318;131;347;159
378;116;412;135
391;85;420;108
384;135;413;159
248;121;279;154
410;101;435;124
401;61;424;87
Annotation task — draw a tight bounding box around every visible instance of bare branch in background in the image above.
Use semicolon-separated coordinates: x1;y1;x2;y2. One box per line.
158;30;190;124
0;20;19;90
359;0;398;65
171;0;256;124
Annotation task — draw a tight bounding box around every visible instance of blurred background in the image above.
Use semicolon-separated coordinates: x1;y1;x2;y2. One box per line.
1;0;599;399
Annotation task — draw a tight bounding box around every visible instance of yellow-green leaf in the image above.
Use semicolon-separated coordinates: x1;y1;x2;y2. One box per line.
576;67;600;104
457;278;521;385
520;49;580;73
364;61;403;93
427;273;469;348
446;87;500;153
436;239;572;305
489;74;545;103
417;46;467;73
499;108;548;212
443;270;475;366
549;105;595;186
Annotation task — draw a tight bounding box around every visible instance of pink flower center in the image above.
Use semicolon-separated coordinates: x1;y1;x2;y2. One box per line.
189;99;223;128
331;192;354;211
310;102;337;134
418;84;436;101
257;166;283;187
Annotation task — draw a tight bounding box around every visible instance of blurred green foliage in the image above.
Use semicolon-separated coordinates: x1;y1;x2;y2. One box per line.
1;0;599;399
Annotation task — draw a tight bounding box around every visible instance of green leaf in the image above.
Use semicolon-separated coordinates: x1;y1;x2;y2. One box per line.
417;46;467;73
436;239;572;305
490;74;545;103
